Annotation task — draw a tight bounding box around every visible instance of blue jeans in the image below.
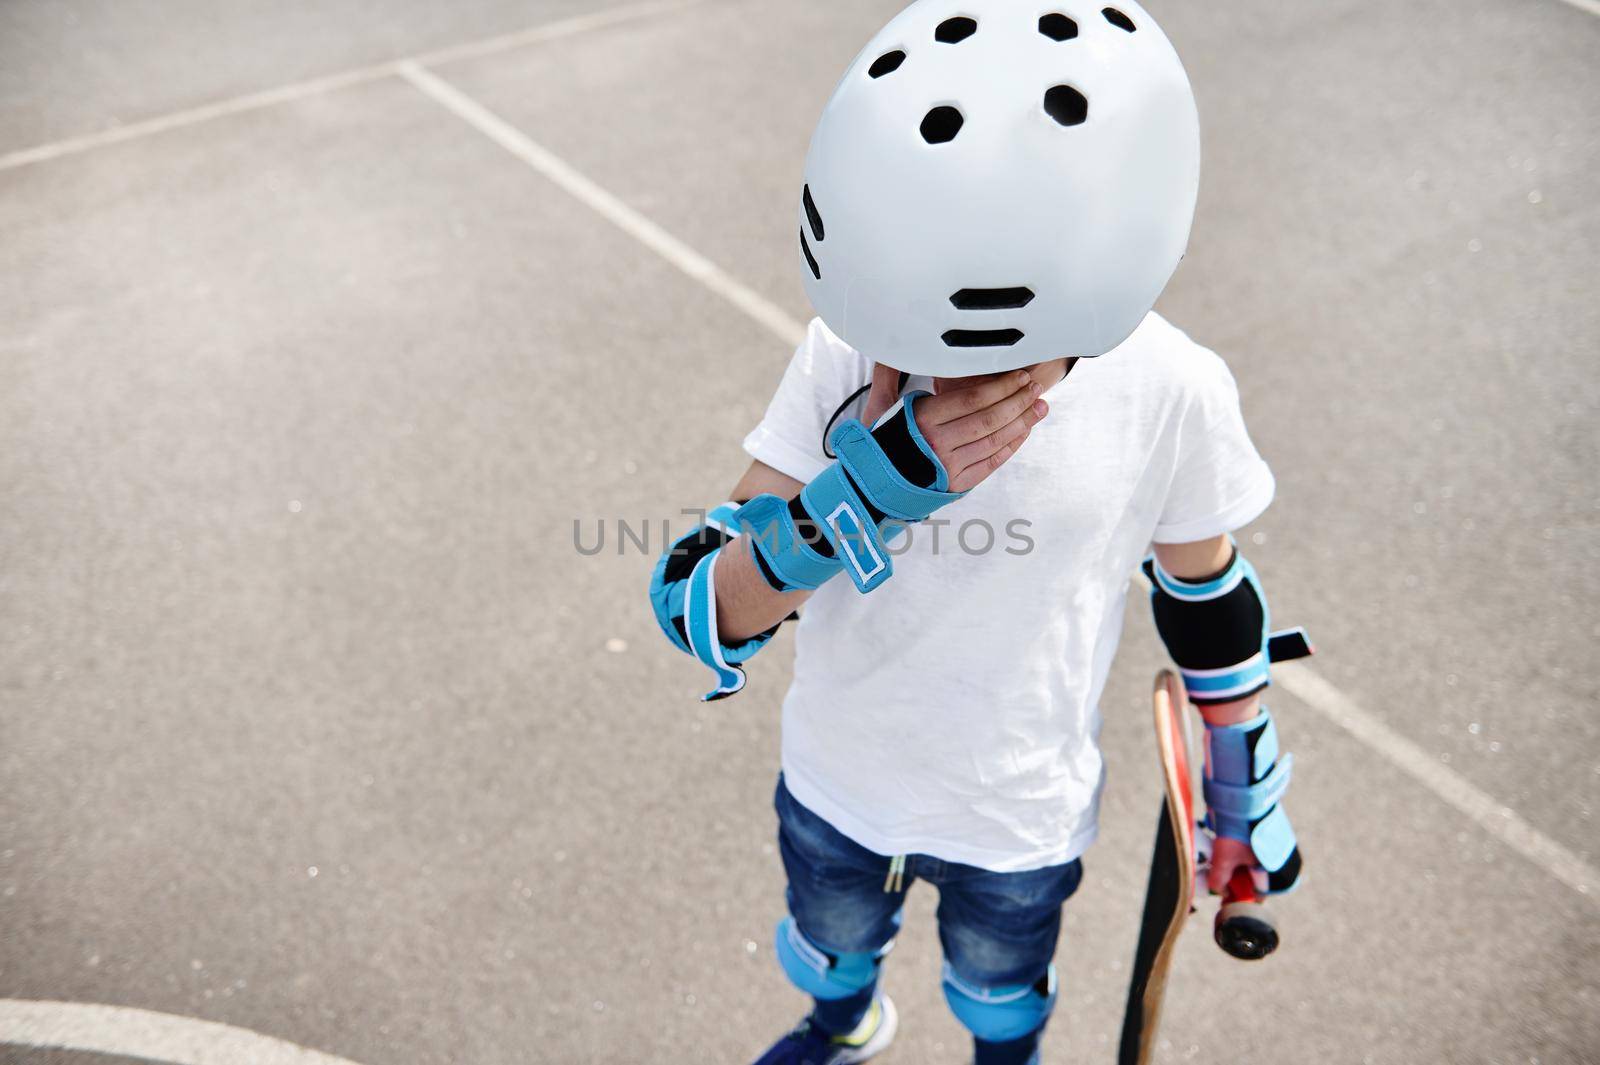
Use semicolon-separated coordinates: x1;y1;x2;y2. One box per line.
775;777;1083;1065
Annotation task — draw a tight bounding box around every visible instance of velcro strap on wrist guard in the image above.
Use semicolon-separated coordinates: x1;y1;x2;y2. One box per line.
649;502;777;702
736;494;842;592
801;460;896;592
768;392;964;595
1203;753;1292;826
833;396;957;514
1145;545;1271;705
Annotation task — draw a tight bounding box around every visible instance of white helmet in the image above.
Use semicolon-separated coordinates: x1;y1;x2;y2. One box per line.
798;1;1200;377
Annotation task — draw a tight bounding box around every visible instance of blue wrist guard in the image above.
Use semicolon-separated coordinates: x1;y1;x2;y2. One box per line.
648;502;779;702
737;391;964;594
1203;708;1302;894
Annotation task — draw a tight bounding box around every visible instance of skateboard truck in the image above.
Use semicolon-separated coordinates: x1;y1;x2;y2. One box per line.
1216;864;1278;960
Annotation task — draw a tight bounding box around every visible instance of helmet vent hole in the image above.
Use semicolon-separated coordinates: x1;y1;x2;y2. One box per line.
942;328;1025;348
1043;85;1088;127
1102;7;1136;32
801;230;821;280
802;185;825;242
950;287;1036;310
920;106;964;144
935;17;978;44
868;50;907;78
1038;14;1078;41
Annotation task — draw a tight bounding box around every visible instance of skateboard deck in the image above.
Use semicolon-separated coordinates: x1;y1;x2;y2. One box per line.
1117;670;1197;1065
1118;670;1282;1065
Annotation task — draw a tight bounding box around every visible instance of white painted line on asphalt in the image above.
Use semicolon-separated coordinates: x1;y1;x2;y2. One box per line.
0;64;398;172
0;1000;368;1065
0;0;705;174
1273;661;1597;902
1130;571;1596;905
413;0;706;69
398;62;808;349
1551;0;1600;17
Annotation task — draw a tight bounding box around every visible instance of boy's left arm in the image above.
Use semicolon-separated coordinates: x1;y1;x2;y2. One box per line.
1149;535;1308;897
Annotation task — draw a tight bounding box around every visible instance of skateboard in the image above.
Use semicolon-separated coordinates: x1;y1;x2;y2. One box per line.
1117;670;1278;1065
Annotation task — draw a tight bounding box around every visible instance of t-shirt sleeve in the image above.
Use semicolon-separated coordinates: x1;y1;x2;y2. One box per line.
1152;349;1276;544
742;318;869;484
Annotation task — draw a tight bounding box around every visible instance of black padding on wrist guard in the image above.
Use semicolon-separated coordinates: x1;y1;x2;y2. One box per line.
784;496;839;560
661;524;731;586
1267;846;1302;894
870;403;938;489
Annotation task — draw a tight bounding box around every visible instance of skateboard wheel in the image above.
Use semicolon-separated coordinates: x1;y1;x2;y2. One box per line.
1215;900;1278;961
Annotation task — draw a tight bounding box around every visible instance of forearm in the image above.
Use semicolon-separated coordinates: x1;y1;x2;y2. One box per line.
1147;532;1307;893
714;535;814;642
1196;693;1262;727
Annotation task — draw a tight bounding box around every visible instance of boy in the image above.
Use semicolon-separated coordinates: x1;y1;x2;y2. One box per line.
650;3;1302;1063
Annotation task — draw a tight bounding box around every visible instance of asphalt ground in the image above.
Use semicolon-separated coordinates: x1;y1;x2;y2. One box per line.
0;1;1596;1063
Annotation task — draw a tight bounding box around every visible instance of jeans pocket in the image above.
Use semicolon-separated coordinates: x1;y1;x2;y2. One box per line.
775;775;882;879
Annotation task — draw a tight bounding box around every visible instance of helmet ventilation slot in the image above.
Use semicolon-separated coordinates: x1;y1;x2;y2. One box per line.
1038;14;1079;41
801;230;821;280
942;329;1025;348
1044;85;1088;127
803;185;825;242
920;106;965;144
868;50;907;78
934;17;978;44
1102;8;1136;32
950;287;1036;310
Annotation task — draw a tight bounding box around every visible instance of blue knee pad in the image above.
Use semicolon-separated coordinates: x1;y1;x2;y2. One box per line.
775;917;886;1001
942;963;1057;1043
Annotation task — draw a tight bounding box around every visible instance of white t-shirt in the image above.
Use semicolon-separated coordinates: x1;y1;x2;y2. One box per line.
742;313;1275;872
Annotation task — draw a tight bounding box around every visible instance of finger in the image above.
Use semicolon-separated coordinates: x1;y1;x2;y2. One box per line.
860;362;904;428
946;396;1048;471
931;367;1011;396
949;423;1031;493
935;377;1044;450
1208;836;1254;895
919;368;1033;427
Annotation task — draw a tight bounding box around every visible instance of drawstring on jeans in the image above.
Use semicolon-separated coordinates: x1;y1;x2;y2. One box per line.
882;854;907;894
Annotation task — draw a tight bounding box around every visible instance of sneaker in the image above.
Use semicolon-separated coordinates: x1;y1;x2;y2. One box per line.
752;995;899;1065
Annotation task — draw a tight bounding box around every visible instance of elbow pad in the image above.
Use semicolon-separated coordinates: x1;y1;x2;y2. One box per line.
738;390;965;595
649;503;779;702
1142;544;1310;706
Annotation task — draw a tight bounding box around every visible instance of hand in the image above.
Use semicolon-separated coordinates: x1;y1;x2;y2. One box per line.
1208;834;1255;896
863;364;1060;493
